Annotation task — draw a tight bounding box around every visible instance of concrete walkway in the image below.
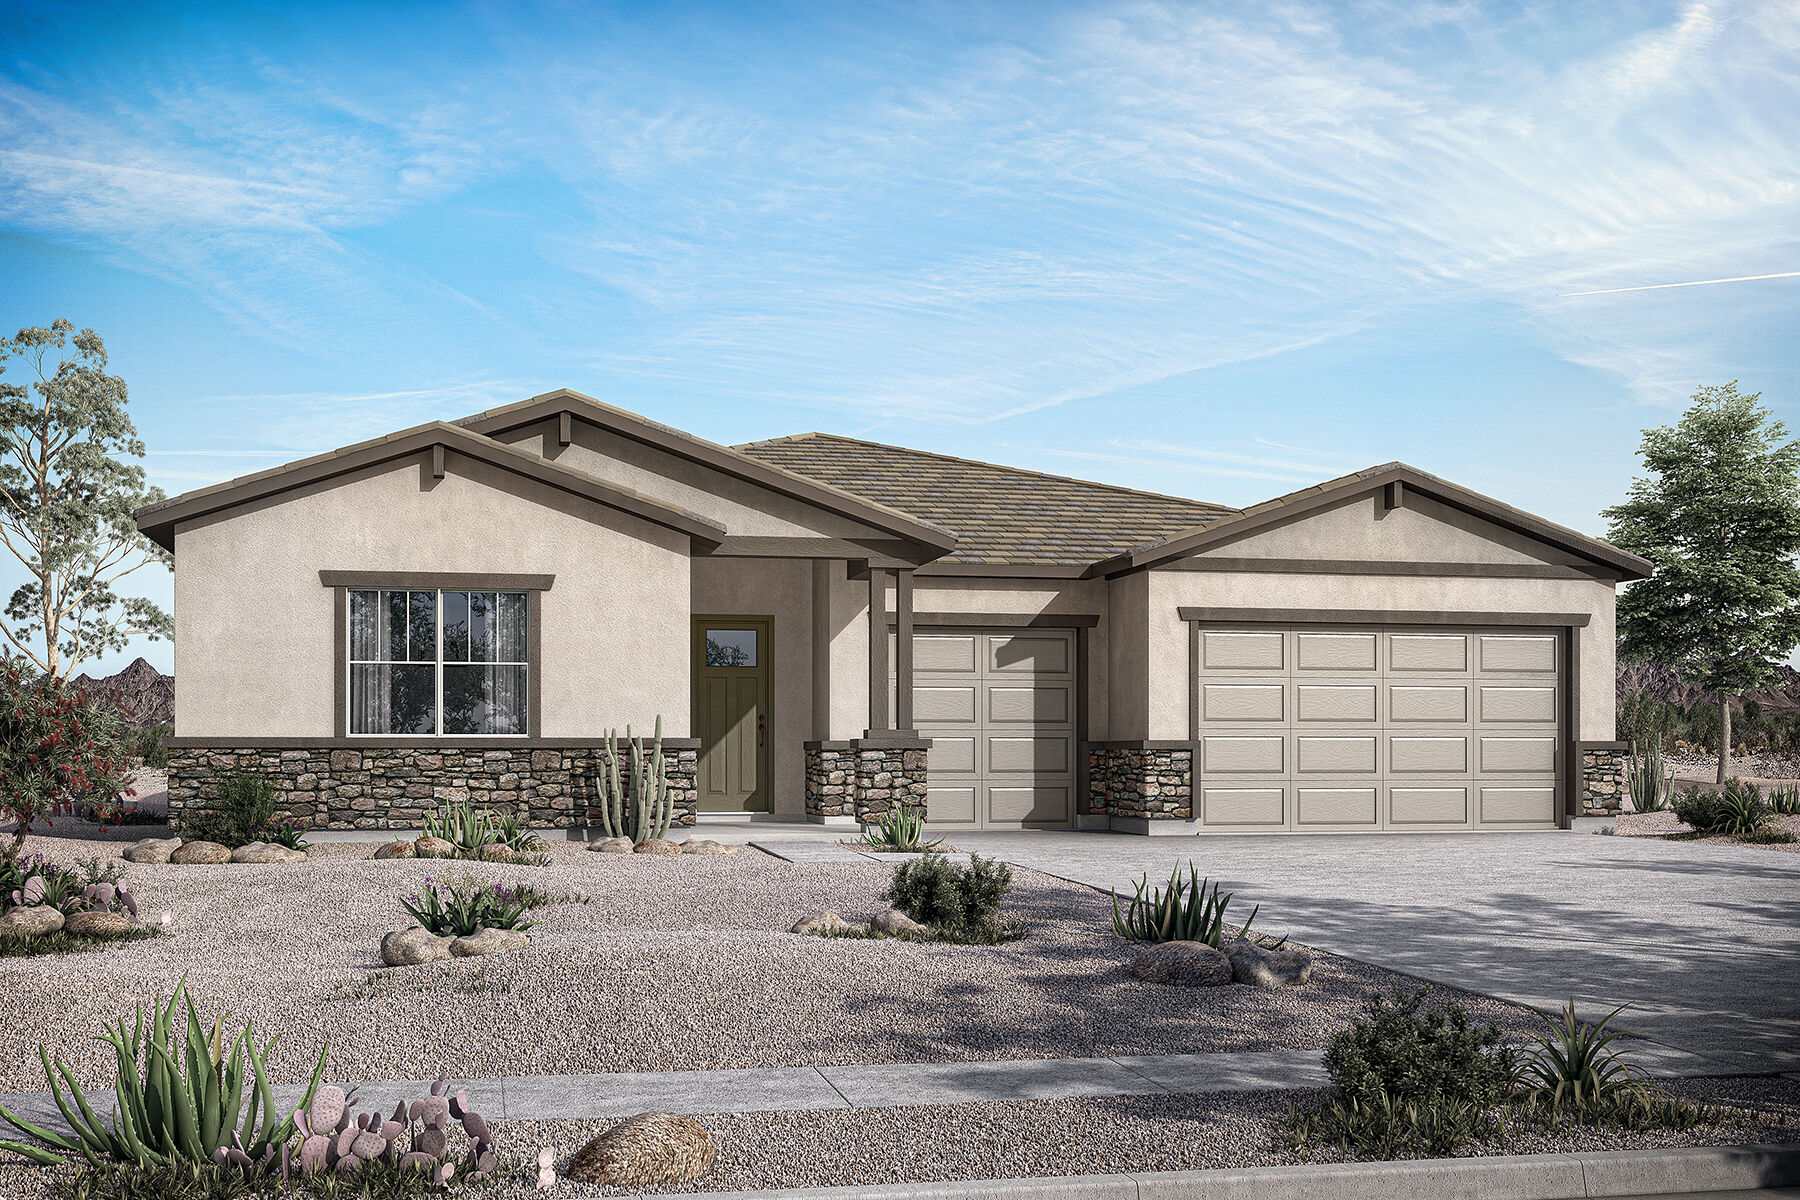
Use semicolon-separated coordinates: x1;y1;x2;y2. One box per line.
947;829;1800;1075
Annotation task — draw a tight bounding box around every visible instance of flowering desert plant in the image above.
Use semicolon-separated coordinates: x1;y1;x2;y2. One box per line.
0;655;134;860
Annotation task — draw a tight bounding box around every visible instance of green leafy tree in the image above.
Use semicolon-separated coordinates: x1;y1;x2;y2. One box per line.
1604;382;1800;783
0;321;170;677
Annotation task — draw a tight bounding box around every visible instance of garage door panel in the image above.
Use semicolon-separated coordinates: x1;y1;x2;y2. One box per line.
1390;685;1467;722
1297;633;1377;671
1297;736;1376;774
915;635;977;673
1480;686;1555;723
1390;736;1468;773
989;685;1068;723
1480;635;1556;673
1204;631;1284;670
1204;735;1284;773
1204;684;1284;721
989;785;1070;824
1390;634;1468;671
1391;786;1469;824
927;785;977;823
1298;787;1378;825
1481;786;1556;824
924;735;976;773
1481;737;1555;772
989;735;1069;774
1203;787;1284;825
915;686;976;723
990;635;1069;674
1297;685;1376;722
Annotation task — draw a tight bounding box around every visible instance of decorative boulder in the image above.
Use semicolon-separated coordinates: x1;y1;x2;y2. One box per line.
567;1112;716;1187
790;909;859;936
231;841;307;864
872;908;927;936
679;839;735;855
63;911;135;939
1223;937;1313;988
374;840;416;860
123;837;182;864
1131;940;1235;988
381;926;453;967
0;906;66;938
169;840;231;865
634;838;682;856
413;836;456;859
587;837;635;854
449;927;531;957
478;844;515;862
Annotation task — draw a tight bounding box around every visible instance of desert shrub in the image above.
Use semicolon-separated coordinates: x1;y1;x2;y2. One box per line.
0;657;135;855
400;873;537;937
885;853;1012;941
1324;988;1516;1112
130;723;172;769
1673;779;1771;836
180;772;301;848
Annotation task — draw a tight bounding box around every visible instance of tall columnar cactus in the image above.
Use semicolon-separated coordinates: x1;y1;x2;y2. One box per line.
602;717;674;843
1625;734;1673;813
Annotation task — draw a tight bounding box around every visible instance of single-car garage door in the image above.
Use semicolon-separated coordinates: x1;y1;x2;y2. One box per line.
1195;624;1562;831
907;628;1076;829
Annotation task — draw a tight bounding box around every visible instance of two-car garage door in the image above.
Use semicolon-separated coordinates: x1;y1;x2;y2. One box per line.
1195;625;1563;831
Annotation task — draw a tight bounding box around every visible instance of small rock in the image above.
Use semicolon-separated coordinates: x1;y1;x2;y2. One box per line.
1132;940;1235;987
63;911;135;939
231;842;307;864
478;843;514;861
449;927;531;957
1224;937;1313;988
634;838;682;855
381;926;452;967
871;908;927;936
373;840;416;860
587;837;635;854
567;1112;716;1186
679;839;733;855
790;909;859;936
169;841;231;865
413;836;456;859
0;906;66;938
123;837;181;864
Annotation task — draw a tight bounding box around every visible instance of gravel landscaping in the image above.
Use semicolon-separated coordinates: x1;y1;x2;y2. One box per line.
0;833;1545;1096
1617;810;1800;853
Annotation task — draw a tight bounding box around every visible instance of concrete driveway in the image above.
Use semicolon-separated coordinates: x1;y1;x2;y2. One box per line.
954;829;1800;1073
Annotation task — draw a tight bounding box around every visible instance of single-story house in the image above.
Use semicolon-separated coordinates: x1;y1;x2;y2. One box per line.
138;389;1648;835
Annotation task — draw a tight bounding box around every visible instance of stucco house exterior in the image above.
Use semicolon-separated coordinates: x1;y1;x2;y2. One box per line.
138;389;1649;836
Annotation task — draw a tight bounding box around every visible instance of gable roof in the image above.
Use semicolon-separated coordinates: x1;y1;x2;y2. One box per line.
134;421;727;551
457;389;958;553
1087;461;1654;580
735;432;1234;567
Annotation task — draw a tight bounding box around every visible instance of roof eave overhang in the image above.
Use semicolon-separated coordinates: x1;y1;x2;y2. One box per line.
1084;465;1653;581
458;389;959;555
134;422;727;552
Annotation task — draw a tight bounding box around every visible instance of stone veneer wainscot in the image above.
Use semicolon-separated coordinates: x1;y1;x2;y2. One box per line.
805;740;929;823
165;743;699;831
1087;743;1194;820
1579;741;1629;819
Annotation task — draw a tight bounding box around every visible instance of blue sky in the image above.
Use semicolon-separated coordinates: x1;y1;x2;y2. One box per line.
4;0;1797;677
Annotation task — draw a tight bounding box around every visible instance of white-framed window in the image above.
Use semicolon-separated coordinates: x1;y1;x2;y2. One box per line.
348;589;529;735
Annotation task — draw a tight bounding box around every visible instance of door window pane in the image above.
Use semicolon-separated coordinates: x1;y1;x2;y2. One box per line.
706;629;757;667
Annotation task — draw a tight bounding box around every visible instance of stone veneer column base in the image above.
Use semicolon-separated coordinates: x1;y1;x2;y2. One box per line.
165;742;699;832
1578;740;1629;827
1087;743;1194;831
804;738;930;824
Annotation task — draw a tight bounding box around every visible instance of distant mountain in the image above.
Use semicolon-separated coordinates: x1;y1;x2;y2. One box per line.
68;657;173;728
1618;659;1800;713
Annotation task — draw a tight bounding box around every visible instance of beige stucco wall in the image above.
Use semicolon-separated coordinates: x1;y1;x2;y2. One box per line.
1105;573;1150;741
1212;491;1593;567
691;557;813;814
824;563;871;740
173;450;692;739
497;418;896;540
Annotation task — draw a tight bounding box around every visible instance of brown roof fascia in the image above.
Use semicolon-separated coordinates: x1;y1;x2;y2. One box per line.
134;421;727;550
458;389;960;553
1085;463;1653;581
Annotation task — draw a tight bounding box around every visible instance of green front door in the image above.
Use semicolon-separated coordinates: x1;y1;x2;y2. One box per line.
692;617;772;812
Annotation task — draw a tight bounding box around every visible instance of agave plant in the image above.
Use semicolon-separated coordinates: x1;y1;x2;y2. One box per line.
858;804;944;852
1111;863;1257;947
0;977;327;1168
1519;1000;1643;1110
1769;784;1800;816
1624;734;1673;813
422;798;503;854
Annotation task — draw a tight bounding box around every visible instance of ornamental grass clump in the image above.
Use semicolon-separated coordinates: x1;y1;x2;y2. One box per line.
1110;863;1256;947
399;874;537;938
885;854;1013;943
0;977;326;1169
1674;779;1773;837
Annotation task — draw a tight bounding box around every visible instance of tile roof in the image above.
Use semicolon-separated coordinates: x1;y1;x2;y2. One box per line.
734;433;1235;566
